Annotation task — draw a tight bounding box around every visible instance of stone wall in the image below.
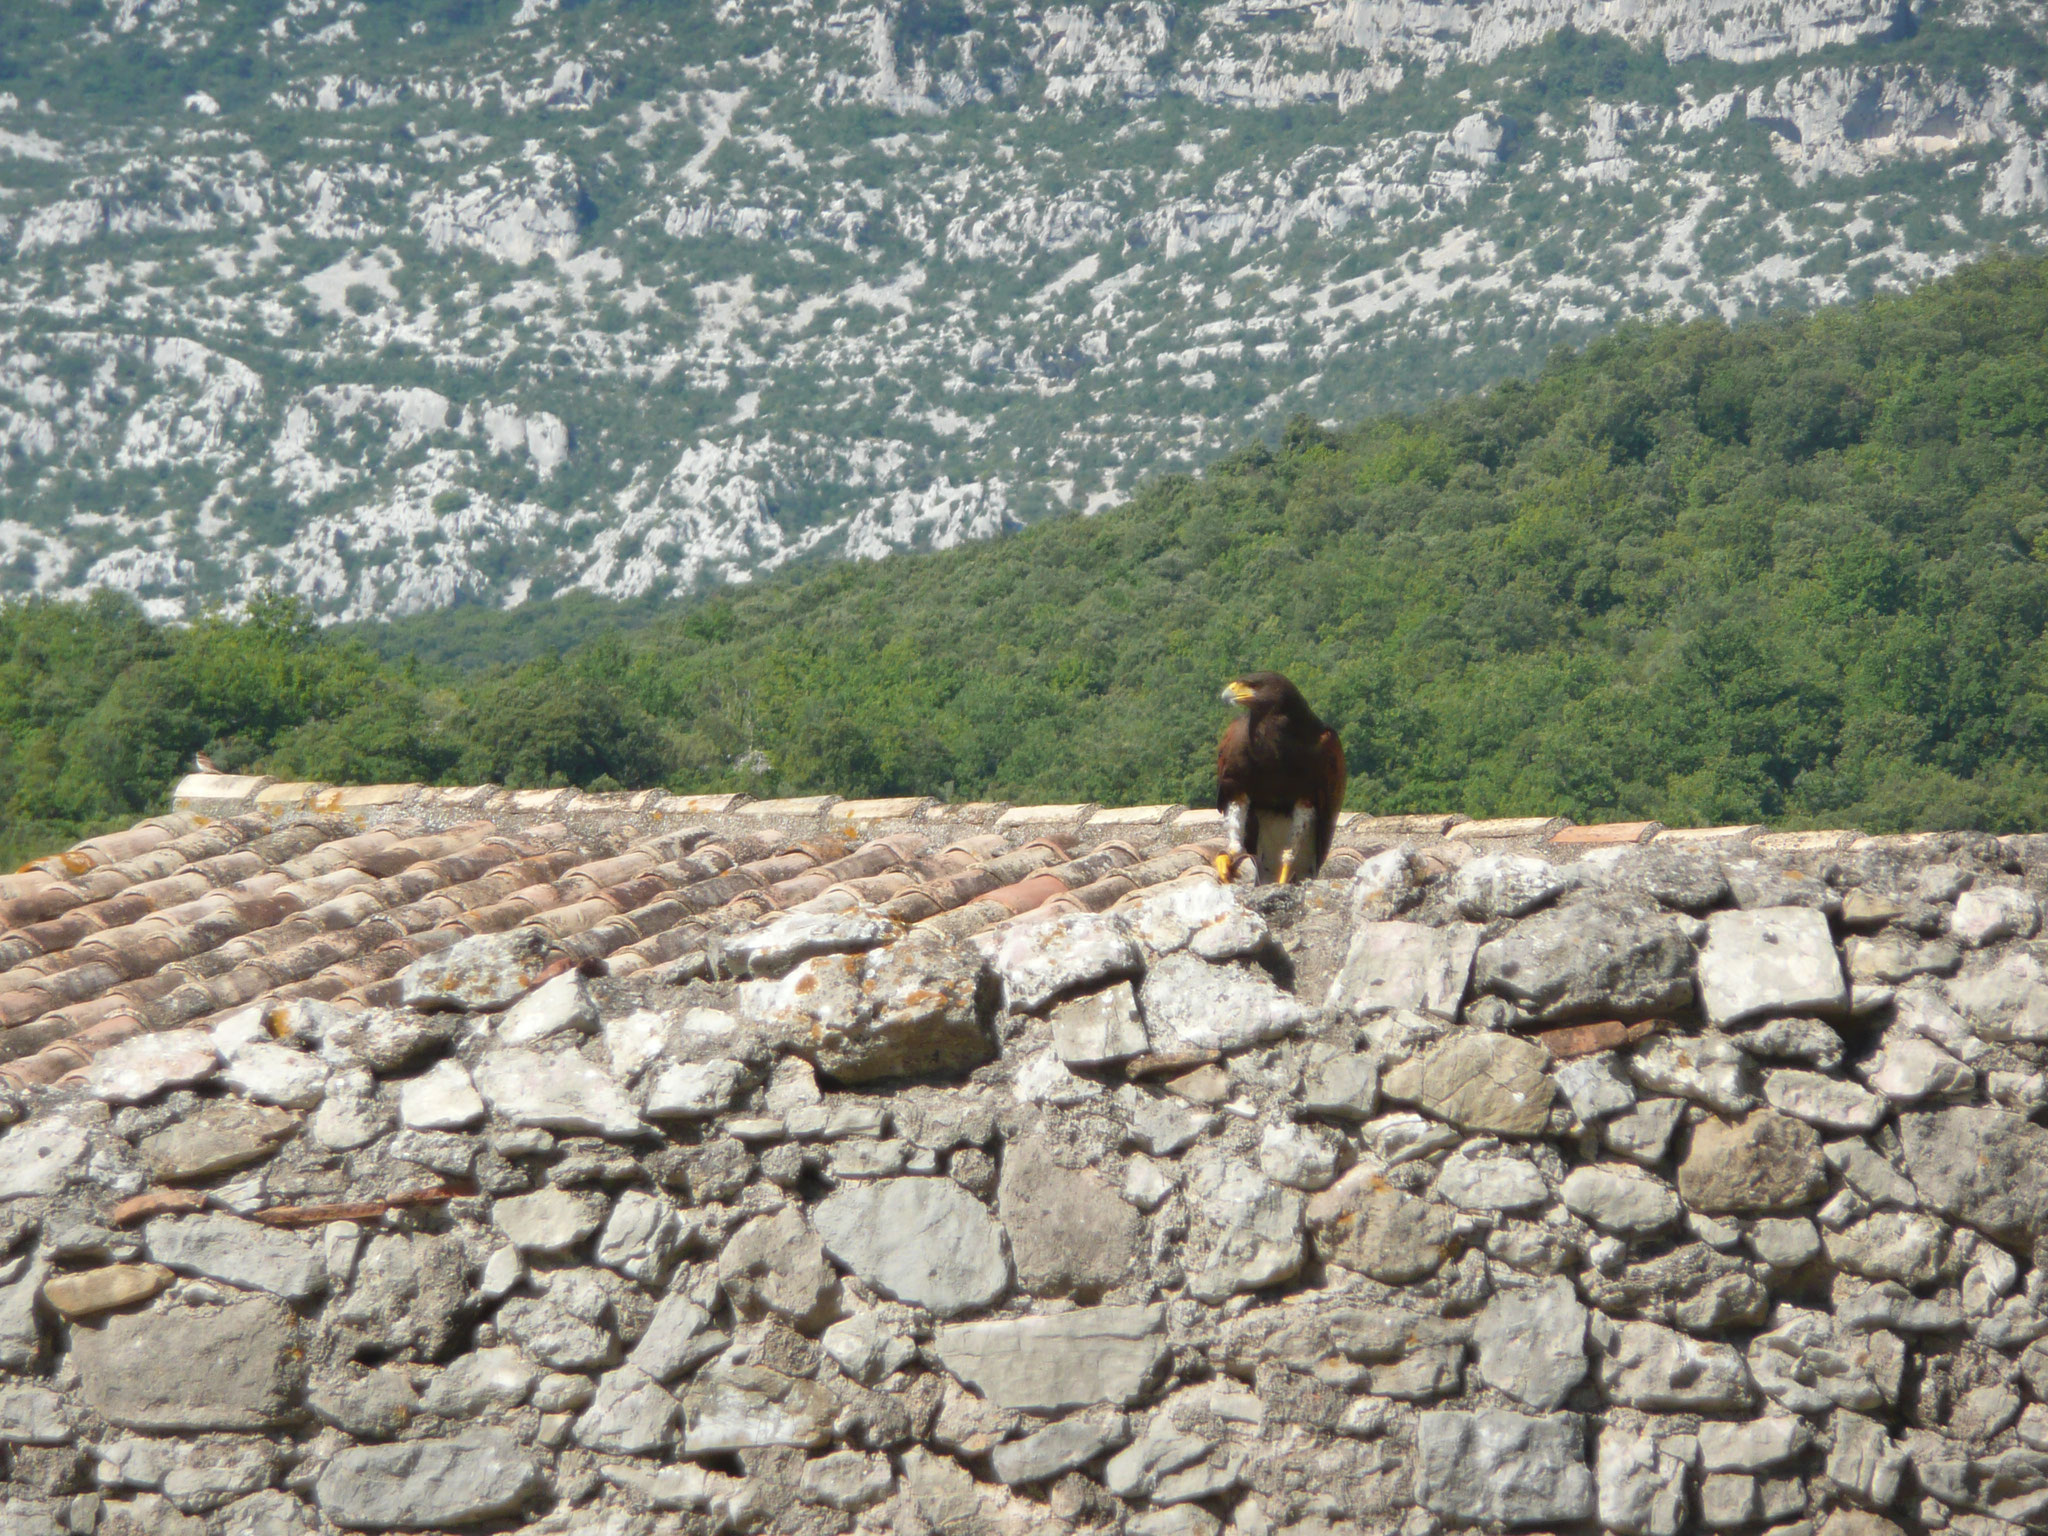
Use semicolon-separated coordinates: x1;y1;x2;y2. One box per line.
0;822;2046;1536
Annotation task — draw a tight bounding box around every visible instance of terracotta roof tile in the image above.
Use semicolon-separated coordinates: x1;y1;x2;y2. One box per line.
0;782;1378;1076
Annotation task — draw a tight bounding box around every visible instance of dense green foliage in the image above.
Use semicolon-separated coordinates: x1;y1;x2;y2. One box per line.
11;255;2048;866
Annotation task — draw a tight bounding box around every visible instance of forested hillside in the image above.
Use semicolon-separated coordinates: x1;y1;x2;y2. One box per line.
8;255;2048;865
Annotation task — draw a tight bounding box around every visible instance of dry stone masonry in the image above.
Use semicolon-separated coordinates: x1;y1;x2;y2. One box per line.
0;786;2045;1536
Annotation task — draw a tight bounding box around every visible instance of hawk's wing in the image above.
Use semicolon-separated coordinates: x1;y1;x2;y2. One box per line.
1312;727;1347;866
1216;716;1253;812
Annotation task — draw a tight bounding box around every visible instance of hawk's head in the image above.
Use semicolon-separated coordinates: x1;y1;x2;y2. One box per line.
1220;672;1303;711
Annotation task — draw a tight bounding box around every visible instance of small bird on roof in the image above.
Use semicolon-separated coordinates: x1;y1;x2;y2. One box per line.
193;750;222;774
1215;672;1347;885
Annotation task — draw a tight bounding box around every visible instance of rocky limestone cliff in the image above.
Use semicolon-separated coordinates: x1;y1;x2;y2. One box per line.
0;0;2042;620
1;814;2047;1534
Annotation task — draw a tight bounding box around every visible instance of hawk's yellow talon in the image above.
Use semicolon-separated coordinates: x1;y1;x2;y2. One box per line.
1214;852;1237;882
1277;852;1298;886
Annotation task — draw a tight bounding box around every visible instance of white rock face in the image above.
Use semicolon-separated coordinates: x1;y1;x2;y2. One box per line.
0;0;2032;622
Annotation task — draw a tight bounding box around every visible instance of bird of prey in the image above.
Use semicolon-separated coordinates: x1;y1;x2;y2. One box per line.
1215;672;1347;885
193;751;222;774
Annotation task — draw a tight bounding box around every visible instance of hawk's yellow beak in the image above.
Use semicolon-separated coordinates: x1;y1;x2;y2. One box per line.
1221;681;1255;706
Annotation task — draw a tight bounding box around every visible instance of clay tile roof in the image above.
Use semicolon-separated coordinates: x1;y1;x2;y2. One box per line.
0;771;1772;1089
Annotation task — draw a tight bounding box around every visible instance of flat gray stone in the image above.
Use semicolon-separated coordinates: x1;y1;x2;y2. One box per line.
722;909;900;978
1130;876;1269;962
1553;1052;1636;1123
85;1030;219;1104
1258;1120;1339;1190
1952;885;2040;947
327;1233;466;1362
1822;1211;1948;1287
1106;1403;1216;1498
0;1117;91;1198
738;932;995;1083
602;1003;676;1078
1696;907;1847;1025
573;1365;679;1455
312;1073;394;1151
1183;1153;1304;1301
1825;1410;1907;1509
1437;1149;1549;1211
1050;981;1149;1065
980;911;1143;1012
812;1177;1008;1316
494;1297;614;1372
630;1293;726;1384
594;1190;683;1286
1946;949;2048;1042
1845;932;1959;984
932;1304;1169;1412
472;1047;644;1139
220;1040;330;1108
1763;1068;1885;1131
1562;1164;1680;1235
1116;1085;1216;1155
1122;878;1269;960
397;1059;484;1131
417;1349;536;1418
1381;1032;1555;1134
315;1430;539;1530
990;1413;1130;1485
493;1188;608;1253
1302;1046;1379;1120
144;1214;325;1300
1415;1408;1597;1527
820;1309;917;1386
311;1366;423;1440
496;969;598;1046
799;1449;894;1511
1732;1015;1845;1069
1139;953;1308;1054
1861;1030;1975;1102
1327;920;1481;1021
998;1133;1141;1297
75;1296;302;1432
399;928;563;1012
680;1364;837;1455
1698;1416;1811;1471
1472;1279;1587;1411
311;1006;457;1074
1473;898;1694;1022
642;1058;746;1118
1453;854;1570;920
0;1385;69;1445
1602;1097;1686;1166
1899;1106;2048;1241
1628;1032;1754;1115
1596;1318;1754;1411
1748;1217;1823;1269
1597;1426;1688;1536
